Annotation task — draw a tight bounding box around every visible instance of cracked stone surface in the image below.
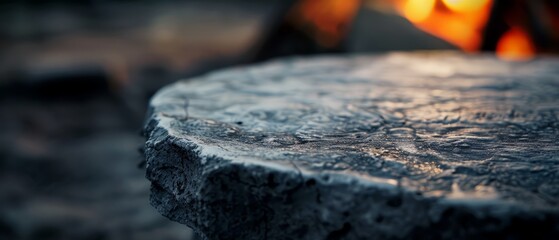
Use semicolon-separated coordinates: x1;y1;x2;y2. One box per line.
144;52;559;239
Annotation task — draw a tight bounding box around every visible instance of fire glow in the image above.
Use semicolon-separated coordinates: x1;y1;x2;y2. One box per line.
397;0;536;59
290;0;361;47
293;0;539;60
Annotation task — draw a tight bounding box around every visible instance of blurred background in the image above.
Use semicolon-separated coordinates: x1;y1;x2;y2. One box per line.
1;0;558;239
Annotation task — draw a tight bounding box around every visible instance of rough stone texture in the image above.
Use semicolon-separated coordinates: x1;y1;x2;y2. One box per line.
144;52;559;239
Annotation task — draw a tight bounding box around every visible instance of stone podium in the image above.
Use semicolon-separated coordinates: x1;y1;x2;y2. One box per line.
144;52;559;239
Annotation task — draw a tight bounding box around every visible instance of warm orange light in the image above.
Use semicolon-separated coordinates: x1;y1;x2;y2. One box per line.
292;0;361;47
442;0;491;13
496;27;536;60
403;0;436;23
397;0;493;51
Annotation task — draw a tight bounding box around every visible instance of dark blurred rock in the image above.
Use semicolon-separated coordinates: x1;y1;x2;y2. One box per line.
347;7;456;52
0;84;192;240
250;0;339;62
19;64;112;100
0;218;17;240
145;52;559;239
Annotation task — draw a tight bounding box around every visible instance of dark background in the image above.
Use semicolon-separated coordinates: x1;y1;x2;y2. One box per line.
0;1;276;239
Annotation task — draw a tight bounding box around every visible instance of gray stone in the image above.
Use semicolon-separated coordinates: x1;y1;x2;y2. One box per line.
144;52;559;239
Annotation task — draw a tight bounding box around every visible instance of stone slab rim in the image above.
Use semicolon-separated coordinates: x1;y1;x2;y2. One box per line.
144;52;559;239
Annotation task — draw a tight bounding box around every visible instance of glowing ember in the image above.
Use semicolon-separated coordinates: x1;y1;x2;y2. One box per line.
496;27;536;60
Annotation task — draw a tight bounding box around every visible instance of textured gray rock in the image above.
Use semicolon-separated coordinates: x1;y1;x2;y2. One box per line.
144;52;559;239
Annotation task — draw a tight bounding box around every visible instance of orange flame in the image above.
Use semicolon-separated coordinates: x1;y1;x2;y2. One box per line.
442;0;491;13
496;27;536;60
402;0;436;23
396;0;538;59
291;0;540;59
398;0;492;52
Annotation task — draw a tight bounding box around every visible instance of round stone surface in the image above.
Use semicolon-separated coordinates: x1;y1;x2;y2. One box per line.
144;52;559;239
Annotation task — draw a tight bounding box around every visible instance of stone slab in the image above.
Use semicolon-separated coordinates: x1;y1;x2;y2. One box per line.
144;52;559;239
